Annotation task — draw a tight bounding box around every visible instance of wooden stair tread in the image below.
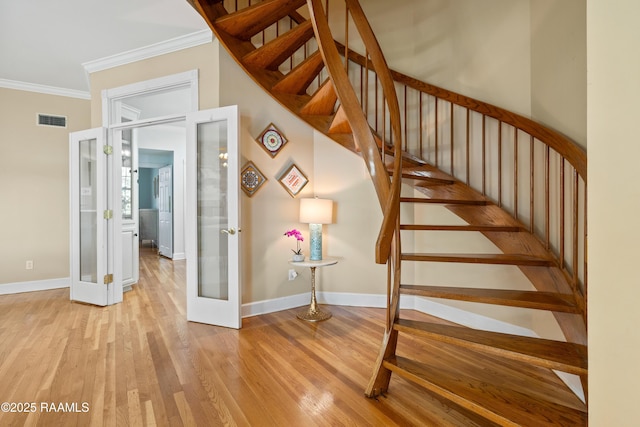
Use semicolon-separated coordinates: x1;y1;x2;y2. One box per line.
395;319;587;375
414;181;493;204
214;0;307;40
442;204;523;228
385;356;587;426
328;105;352;133
299;79;338;115
243;20;314;70
272;50;324;94
400;224;523;232
401;252;554;267
400;197;489;206
400;285;580;313
387;164;456;185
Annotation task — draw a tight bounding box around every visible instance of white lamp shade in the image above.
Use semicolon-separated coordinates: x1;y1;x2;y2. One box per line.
299;198;333;224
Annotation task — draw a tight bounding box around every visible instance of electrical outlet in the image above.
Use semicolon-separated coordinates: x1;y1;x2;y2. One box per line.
26;260;33;270
288;269;298;281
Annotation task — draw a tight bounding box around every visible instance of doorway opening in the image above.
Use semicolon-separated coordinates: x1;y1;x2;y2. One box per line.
104;71;196;296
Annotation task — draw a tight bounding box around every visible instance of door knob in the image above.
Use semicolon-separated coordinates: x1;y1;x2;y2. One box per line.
221;227;236;235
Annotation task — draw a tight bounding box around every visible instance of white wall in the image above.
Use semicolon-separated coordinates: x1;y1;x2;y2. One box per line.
531;0;586;147
217;41;388;303
0;88;90;285
588;0;640;424
347;0;532;117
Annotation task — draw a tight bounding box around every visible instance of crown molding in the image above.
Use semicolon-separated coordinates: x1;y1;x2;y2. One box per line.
83;29;213;74
0;79;90;100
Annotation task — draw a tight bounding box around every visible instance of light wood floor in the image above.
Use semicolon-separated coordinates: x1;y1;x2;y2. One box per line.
0;248;584;426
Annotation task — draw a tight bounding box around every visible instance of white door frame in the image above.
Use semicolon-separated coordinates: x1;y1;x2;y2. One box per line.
101;70;198;302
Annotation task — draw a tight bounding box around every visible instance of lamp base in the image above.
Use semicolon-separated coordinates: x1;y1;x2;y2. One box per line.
309;223;323;261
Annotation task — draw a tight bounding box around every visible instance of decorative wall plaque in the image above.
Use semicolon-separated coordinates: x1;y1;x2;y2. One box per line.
240;161;267;197
256;123;288;157
278;163;308;197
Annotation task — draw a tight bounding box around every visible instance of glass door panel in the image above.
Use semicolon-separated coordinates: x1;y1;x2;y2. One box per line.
79;138;98;283
197;120;229;300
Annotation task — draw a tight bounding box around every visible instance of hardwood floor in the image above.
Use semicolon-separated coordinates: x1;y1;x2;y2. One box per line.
0;248;584;426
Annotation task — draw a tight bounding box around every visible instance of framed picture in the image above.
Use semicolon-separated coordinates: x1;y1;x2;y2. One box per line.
278;163;308;197
256;123;288;158
240;161;267;197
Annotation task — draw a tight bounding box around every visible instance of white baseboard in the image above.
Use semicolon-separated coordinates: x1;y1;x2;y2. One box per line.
0;277;70;295
242;292;311;317
172;253;186;260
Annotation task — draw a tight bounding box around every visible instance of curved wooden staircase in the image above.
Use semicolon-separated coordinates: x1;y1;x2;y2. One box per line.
190;0;588;424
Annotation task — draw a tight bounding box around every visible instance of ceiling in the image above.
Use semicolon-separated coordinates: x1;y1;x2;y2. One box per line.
0;0;210;95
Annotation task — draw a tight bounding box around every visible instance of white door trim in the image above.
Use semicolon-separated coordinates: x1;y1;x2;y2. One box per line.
100;70;199;299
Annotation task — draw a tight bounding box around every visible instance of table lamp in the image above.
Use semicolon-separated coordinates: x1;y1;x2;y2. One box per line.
299;198;334;261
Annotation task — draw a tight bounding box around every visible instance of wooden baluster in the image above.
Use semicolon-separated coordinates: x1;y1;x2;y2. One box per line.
573;169;579;288
419;92;423;161
344;3;349;72
435;98;439;168
545;146;550;250
386;258;391;330
560;158;566;267
364;50;369;119
530;136;535;233
514;127;519;219
498;121;503;207
382;94;387;154
450;102;454;176
375;75;379;133
482;115;486;195
583;184;588;294
466;109;470;186
404;86;408;152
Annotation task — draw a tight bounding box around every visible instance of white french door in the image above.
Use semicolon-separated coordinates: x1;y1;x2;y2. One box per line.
186;106;241;329
69;128;111;305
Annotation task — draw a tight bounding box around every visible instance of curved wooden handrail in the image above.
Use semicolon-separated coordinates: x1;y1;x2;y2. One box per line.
306;0;391;208
342;0;403;264
337;43;587;181
306;0;404;265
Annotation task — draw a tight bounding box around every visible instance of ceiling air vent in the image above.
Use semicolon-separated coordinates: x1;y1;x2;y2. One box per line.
37;113;67;128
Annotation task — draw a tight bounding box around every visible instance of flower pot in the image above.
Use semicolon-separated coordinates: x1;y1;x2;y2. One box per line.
292;254;305;262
